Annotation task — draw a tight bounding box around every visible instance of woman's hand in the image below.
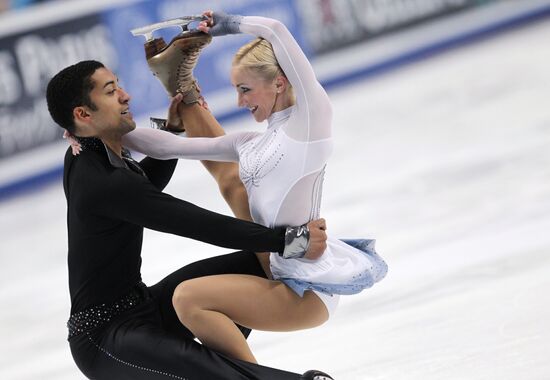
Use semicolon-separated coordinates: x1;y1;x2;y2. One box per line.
197;10;242;36
63;130;82;156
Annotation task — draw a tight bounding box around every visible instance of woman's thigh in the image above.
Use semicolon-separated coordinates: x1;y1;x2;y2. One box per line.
150;251;266;336
175;274;329;331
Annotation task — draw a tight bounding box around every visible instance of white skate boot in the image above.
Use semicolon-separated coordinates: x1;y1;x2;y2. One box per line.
131;16;212;104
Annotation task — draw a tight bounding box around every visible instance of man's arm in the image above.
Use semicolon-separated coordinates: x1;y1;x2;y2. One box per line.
126;95;252;220
139;157;178;191
86;169;326;257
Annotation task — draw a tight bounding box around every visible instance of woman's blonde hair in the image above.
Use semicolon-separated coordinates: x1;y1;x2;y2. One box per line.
233;38;288;85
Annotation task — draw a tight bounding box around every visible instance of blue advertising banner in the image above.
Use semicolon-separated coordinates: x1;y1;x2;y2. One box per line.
0;0;519;160
293;0;503;54
0;13;118;158
0;0;306;158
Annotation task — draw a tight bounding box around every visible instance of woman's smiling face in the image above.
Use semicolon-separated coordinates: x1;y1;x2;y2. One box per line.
230;66;279;123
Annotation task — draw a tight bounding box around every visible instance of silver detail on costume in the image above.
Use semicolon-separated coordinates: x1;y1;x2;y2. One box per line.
282;224;310;259
240;128;284;188
309;165;326;221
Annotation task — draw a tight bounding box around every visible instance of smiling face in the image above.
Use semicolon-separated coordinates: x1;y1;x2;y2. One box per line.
231;38;295;123
231;66;279;123
74;67;136;139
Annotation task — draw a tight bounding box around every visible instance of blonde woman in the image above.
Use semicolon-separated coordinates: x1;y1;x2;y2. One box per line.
122;11;387;365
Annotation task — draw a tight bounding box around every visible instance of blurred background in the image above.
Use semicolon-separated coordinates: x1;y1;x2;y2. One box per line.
1;0;550;379
1;0;548;196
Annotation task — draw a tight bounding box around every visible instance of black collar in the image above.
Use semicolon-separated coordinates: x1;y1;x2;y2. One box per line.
76;137;146;177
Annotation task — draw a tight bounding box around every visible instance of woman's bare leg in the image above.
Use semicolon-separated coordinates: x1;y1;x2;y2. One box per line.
172;274;329;363
177;103;251;220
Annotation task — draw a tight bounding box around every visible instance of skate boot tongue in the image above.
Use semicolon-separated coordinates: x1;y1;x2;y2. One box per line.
143;30;212;102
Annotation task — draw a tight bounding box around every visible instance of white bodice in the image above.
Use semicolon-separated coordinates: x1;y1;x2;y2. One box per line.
236;106;332;227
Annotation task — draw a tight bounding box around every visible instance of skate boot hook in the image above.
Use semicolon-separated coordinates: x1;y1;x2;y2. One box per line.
130;15;212;103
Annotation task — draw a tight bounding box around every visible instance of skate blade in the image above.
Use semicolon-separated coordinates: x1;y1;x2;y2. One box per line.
131;16;206;42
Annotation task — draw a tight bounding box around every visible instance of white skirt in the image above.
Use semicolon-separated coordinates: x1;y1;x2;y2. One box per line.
270;237;387;296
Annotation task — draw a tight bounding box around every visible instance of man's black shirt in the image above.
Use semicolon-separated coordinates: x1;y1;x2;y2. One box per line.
63;139;285;314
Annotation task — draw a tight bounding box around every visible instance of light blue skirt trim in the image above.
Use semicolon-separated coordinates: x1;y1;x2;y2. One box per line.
279;239;388;297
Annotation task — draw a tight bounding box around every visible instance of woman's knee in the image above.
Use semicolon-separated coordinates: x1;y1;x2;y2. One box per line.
172;281;201;322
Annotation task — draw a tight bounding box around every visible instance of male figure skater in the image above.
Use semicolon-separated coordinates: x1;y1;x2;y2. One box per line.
46;60;330;379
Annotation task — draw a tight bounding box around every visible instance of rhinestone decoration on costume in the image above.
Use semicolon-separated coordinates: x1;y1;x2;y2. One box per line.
240;128;284;188
67;288;143;339
76;137;103;151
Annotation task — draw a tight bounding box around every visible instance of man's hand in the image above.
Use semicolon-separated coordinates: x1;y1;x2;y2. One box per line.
304;218;327;260
166;93;185;132
281;219;327;260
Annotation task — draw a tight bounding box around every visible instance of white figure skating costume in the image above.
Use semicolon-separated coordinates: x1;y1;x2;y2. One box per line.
123;16;387;315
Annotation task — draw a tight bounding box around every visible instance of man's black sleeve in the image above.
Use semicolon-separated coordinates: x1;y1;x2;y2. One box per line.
87;168;286;254
139;157;178;191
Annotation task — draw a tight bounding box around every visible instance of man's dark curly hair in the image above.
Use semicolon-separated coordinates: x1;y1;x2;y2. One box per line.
46;60;104;134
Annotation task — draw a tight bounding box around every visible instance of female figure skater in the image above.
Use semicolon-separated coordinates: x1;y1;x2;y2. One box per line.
122;11;387;364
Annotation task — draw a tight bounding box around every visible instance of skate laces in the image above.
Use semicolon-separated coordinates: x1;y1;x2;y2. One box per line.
175;39;208;94
176;46;200;92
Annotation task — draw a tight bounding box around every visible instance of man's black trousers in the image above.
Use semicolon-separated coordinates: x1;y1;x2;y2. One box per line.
69;251;301;380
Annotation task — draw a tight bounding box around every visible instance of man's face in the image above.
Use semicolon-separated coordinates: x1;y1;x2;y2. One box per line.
85;67;136;138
